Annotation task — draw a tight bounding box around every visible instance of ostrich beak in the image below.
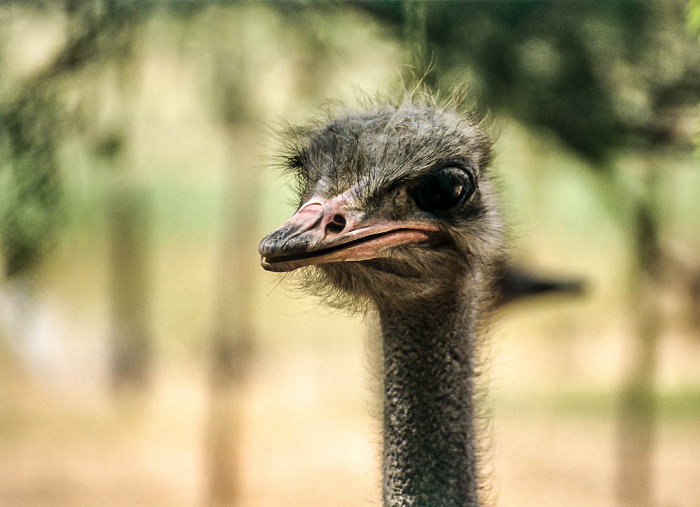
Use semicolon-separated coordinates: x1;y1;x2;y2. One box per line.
258;195;439;272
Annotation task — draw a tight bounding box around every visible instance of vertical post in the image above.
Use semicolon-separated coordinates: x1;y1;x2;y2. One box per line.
205;135;259;506
105;19;152;397
204;7;259;504
206;159;258;506
108;182;153;393
616;162;661;507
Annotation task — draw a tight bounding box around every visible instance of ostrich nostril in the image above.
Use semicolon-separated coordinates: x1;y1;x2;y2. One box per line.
326;214;347;234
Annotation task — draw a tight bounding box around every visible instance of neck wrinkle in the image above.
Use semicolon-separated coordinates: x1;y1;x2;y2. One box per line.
379;290;481;507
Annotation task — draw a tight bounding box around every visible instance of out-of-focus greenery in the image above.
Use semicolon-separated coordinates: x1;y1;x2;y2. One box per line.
691;0;700;149
363;0;700;162
0;2;695;340
691;0;700;34
0;1;405;278
0;3;698;507
0;94;61;276
0;2;139;277
1;1;698;277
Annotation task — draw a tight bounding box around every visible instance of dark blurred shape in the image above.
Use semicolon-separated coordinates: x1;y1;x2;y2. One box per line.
206;162;256;506
205;29;259;507
206;151;256;507
495;263;585;307
357;0;700;160
661;246;700;332
616;166;663;507
108;184;153;393
0;86;62;278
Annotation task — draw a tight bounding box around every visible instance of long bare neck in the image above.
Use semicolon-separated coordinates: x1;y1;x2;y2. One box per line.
379;288;482;507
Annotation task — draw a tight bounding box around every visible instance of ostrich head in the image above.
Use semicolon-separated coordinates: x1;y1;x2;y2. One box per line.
259;96;504;309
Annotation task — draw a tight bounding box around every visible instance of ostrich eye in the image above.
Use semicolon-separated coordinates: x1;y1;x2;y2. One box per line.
412;166;475;213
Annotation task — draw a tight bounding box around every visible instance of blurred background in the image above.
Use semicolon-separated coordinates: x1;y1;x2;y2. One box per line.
0;1;699;506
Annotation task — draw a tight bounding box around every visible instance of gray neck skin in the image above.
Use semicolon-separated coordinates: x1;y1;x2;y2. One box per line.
379;289;481;507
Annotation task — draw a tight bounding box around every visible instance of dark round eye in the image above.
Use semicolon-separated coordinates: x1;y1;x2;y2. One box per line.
412;167;475;213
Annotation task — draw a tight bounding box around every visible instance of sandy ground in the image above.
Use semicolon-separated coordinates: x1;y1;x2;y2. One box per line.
1;343;699;507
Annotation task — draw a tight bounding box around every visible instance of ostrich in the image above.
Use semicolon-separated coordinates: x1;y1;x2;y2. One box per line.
259;94;504;507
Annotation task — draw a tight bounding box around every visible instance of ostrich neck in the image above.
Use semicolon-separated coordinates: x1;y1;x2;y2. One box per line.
379;289;481;507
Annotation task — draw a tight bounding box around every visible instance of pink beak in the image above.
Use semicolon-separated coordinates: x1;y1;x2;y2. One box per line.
259;195;439;272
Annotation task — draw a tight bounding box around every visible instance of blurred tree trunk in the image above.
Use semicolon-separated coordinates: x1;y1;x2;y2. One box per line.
108;182;153;393
205;14;259;504
106;14;153;396
616;162;662;507
205;131;259;506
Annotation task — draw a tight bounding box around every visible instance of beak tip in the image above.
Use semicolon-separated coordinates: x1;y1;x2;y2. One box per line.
258;232;281;257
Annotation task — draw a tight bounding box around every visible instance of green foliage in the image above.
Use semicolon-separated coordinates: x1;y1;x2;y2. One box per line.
0;95;62;276
690;0;700;151
0;1;141;277
363;0;700;162
690;0;700;35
